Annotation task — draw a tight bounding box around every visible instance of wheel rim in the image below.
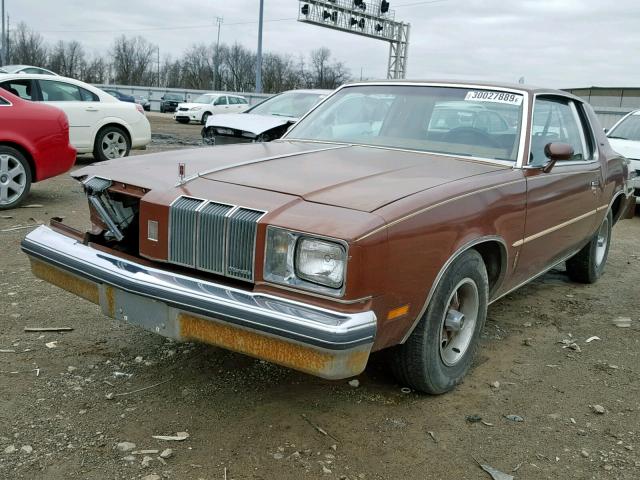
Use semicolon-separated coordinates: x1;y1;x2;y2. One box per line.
101;131;127;159
439;278;479;367
0;154;27;206
595;215;609;267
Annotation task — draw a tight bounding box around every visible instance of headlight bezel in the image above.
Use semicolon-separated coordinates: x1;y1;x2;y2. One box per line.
263;226;349;297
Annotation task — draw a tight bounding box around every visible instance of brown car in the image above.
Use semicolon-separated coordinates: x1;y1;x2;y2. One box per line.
21;81;633;394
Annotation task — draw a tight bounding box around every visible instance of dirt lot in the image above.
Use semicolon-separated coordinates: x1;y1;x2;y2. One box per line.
1;113;639;480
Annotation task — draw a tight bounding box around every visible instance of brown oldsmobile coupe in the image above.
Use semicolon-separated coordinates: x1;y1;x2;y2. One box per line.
21;81;634;394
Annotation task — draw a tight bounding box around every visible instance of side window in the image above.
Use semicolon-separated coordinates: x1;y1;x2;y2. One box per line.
530;98;586;166
214;96;227;106
79;87;99;102
575;102;596;160
23;68;44;74
0;79;35;100
228;96;238;105
39;80;82;101
239;98;248;104
0;95;9;105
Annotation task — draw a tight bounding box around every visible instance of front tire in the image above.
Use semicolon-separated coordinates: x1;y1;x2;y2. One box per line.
93;126;130;162
566;210;612;284
0;146;31;210
201;112;211;125
392;249;489;394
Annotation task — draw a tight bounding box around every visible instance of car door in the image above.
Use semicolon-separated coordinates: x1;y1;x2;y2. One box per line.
37;79;101;150
213;95;229;114
514;96;602;282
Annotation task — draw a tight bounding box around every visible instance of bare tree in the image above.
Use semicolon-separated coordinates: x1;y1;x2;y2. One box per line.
181;44;214;90
112;35;156;85
81;57;108;84
308;47;350;89
48;40;85;78
9;22;47;66
223;43;255;92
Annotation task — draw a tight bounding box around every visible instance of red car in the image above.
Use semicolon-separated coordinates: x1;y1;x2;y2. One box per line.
0;88;76;209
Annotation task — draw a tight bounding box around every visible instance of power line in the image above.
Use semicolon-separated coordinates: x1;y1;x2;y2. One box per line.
38;17;296;34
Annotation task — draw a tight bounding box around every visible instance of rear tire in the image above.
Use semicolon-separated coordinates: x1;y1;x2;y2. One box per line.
93;126;131;162
0;146;31;210
566;210;612;284
391;249;489;394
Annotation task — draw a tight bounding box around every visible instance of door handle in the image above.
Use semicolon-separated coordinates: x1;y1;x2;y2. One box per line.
86;107;99;112
590;180;600;188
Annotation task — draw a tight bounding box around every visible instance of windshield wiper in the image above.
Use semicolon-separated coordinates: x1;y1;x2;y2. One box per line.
608;135;628;140
270;112;295;117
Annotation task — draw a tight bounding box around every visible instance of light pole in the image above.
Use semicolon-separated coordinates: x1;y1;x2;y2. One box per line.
215;17;223;91
1;0;6;66
255;0;264;93
156;46;160;87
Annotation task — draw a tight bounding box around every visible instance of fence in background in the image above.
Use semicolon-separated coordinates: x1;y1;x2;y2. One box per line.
94;84;272;112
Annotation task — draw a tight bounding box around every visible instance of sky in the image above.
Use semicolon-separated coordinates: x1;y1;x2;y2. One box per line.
5;0;640;88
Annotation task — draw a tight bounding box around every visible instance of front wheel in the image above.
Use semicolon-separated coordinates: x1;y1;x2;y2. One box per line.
392;249;489;394
0;146;32;210
566;210;612;283
93;126;130;162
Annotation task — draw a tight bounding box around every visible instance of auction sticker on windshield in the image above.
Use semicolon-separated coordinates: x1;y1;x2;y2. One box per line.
465;91;523;105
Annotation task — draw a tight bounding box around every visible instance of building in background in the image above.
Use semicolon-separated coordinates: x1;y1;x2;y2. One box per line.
564;87;640;129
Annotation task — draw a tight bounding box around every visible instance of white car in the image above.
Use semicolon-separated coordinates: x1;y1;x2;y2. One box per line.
202;89;331;145
0;65;58;75
0;74;151;161
174;93;248;125
607;109;640;205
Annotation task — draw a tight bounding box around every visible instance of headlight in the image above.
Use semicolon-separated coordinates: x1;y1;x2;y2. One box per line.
296;238;345;288
264;226;347;296
190;106;202;111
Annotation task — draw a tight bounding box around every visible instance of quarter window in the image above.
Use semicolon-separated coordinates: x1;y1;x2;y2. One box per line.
530;98;586;166
0;95;9;105
80;87;99;102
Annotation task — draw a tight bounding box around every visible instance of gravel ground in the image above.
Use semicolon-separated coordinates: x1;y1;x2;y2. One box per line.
1;114;639;479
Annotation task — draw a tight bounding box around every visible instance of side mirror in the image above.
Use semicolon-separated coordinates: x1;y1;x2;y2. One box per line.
160;96;165;100
542;142;574;173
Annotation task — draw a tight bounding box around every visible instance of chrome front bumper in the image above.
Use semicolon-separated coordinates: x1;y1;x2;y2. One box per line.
21;226;376;379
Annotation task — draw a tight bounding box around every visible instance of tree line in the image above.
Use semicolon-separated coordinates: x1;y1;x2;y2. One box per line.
3;22;352;93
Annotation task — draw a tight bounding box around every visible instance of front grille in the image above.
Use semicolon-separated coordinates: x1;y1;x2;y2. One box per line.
169;197;204;266
227;208;263;280
197;202;234;274
168;196;265;282
178;107;188;111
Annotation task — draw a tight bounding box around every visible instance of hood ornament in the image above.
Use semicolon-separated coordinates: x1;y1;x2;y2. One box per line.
178;162;186;185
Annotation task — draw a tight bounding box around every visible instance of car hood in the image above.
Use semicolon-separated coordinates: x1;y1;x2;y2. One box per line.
608;138;640;161
205;113;295;135
73;141;508;212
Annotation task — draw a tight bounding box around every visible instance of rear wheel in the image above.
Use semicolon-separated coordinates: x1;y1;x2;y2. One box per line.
0;146;31;210
566;210;612;283
93;126;130;162
392;249;488;394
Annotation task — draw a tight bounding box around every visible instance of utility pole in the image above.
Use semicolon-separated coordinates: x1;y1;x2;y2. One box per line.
215;17;223;91
157;46;160;87
255;0;264;93
1;0;6;66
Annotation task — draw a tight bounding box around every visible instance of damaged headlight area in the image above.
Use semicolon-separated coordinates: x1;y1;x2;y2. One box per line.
264;226;347;296
82;177;139;246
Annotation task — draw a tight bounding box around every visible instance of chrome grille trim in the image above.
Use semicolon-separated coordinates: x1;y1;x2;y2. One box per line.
167;196;265;282
196;202;234;274
226;208;265;281
168;197;205;267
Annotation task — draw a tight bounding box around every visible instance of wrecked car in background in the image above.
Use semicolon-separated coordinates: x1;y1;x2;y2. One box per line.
202;89;330;145
21;81;632;394
607;109;640;209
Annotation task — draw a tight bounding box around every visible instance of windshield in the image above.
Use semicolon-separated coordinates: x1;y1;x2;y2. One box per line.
248;92;324;118
287;85;524;162
192;94;216;104
165;93;183;101
608;113;640;141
